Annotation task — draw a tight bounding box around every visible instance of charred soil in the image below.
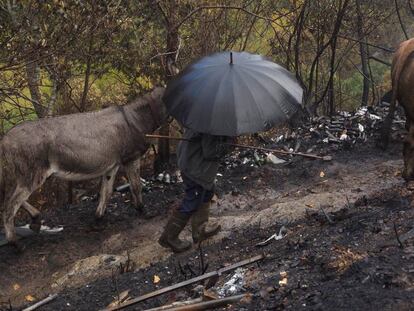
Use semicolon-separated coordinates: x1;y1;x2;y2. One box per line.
1;140;414;311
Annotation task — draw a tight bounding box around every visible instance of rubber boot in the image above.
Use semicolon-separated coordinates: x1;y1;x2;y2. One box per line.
159;210;192;253
192;201;221;243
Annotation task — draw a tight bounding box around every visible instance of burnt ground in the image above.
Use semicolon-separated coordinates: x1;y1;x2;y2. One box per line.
1;139;414;310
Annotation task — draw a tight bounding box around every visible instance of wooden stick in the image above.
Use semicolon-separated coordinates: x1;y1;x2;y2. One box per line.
106;290;131;308
100;254;264;311
150;294;248;311
22;294;58;311
143;298;203;311
229;142;332;161
145;134;332;161
146;134;189;141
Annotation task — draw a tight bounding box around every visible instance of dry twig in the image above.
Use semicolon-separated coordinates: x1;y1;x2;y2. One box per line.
22;294;58;311
101;255;264;311
143;294;249;311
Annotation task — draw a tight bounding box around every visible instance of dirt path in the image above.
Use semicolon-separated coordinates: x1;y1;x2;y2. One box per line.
0;143;407;310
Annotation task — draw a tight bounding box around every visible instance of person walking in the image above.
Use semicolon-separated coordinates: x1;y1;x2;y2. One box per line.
160;52;303;253
158;129;233;253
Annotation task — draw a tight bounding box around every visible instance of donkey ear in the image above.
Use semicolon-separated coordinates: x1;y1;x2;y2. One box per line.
166;58;180;76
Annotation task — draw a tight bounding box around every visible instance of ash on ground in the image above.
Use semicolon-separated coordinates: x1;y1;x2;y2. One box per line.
221;103;406;169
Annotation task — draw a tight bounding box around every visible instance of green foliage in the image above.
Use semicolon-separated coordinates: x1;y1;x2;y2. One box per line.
0;0;405;127
342;72;364;103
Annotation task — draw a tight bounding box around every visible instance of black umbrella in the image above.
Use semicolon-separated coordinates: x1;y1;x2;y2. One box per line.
163;51;303;136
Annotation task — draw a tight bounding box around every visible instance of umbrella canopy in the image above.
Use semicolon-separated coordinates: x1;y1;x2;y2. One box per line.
163;51;303;136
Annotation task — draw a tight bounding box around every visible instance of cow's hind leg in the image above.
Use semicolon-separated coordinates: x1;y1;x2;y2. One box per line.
22;202;42;233
3;186;31;246
95;166;119;219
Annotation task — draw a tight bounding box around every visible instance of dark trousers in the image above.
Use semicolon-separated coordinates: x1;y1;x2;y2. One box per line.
179;174;214;214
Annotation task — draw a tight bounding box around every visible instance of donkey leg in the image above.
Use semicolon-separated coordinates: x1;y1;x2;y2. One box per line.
3;186;31;245
95;166;119;219
125;159;143;210
21;202;42;233
20;170;52;233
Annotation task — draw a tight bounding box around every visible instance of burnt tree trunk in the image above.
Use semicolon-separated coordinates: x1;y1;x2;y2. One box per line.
308;0;349;115
155;0;180;171
327;39;337;116
356;0;370;107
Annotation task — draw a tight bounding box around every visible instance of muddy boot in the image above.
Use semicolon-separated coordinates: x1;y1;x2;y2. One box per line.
158;210;192;253
192;202;221;243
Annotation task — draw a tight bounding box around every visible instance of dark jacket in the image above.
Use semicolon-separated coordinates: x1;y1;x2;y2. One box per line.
177;129;232;190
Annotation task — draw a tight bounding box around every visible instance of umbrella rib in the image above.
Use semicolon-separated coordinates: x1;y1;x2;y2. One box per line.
207;69;234;135
187;71;225;132
243;65;302;102
240;67;302;117
235;69;266;130
239;68;299;123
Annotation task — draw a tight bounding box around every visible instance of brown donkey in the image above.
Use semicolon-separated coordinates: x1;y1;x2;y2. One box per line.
379;39;414;179
0;87;167;245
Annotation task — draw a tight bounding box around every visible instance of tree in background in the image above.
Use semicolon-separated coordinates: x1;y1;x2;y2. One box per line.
0;0;412;154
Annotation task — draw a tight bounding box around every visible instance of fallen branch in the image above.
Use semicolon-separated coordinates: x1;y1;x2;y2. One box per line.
145;134;332;161
106;290;130;308
101;254;264;311
143;298;203;311
230;143;332;161
154;294;249;311
22;294;58;311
